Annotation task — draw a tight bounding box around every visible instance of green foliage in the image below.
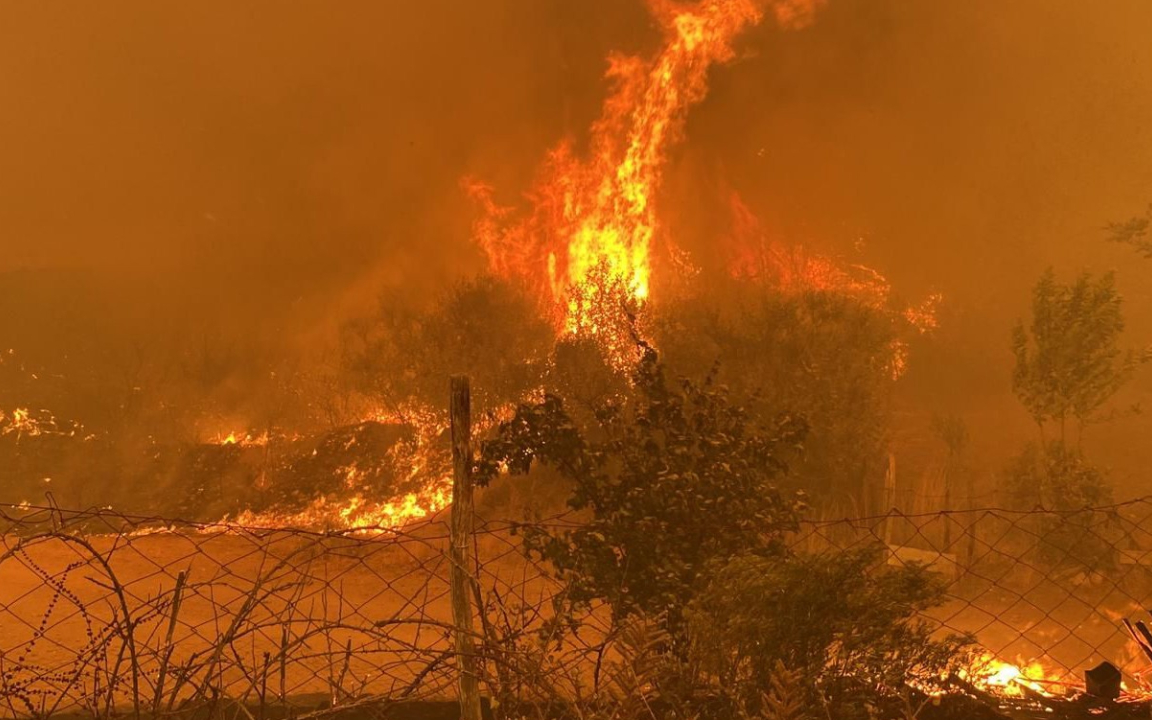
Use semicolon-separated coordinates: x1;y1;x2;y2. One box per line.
342;275;553;414
1006;441;1113;512
1005;441;1116;572
1011;269;1134;435
759;662;809;720
478;347;806;627
589;616;813;720
596;616;696;720
543;336;633;416
653;285;897;506
685;548;972;719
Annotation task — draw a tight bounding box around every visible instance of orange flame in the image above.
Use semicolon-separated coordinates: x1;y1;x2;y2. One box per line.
210;430;270;448
469;0;819;343
1;407;83;440
217;0;830;531
723;193;943;380
224;403;457;533
725;194;894;307
960;654;1077;699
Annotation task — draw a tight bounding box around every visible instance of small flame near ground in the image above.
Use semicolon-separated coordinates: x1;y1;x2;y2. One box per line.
955;653;1152;703
212;404;454;533
1;407;86;440
963;654;1068;698
210;430;270;447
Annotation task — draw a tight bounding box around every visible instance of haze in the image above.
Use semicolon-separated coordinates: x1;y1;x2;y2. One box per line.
3;0;1152;500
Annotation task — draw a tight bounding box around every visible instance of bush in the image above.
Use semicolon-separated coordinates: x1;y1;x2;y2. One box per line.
653;287;897;507
342;275;553;415
1006;441;1116;572
478;347;806;630
686;547;972;718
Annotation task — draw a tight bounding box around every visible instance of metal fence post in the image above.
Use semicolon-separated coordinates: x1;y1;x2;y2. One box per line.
450;376;482;720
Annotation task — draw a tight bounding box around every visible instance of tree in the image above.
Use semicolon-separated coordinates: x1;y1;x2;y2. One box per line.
1005;441;1116;572
477;347;806;630
1106;203;1152;259
1011;269;1135;442
653;284;898;510
341;275;554;416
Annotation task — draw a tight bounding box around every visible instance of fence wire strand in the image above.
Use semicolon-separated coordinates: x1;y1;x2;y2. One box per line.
2;499;1152;717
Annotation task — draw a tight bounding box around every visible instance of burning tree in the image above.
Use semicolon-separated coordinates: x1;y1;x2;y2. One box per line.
468;0;828;358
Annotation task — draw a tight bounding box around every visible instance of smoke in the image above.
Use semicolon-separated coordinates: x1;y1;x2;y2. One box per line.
3;0;1152;492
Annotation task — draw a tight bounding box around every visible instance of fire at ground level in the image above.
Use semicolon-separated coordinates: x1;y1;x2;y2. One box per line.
5;504;1152;719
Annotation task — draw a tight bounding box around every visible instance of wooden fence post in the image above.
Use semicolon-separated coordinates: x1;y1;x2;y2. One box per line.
450;376;482;720
882;451;897;547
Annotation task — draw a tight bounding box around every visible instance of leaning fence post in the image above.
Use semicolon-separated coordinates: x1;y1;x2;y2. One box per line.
450;376;482;720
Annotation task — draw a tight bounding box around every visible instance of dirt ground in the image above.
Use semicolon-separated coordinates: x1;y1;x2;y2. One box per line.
1;517;1146;717
0;520;569;716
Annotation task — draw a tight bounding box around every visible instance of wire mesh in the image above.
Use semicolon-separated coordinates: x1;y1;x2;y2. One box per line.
1;498;1151;717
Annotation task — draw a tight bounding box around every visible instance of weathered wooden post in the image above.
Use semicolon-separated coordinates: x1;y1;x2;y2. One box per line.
450;376;482;720
882;451;897;547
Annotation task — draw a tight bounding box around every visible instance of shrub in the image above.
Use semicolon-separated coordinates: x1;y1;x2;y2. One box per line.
1006;441;1116;572
686;547;972;718
478;347;806;630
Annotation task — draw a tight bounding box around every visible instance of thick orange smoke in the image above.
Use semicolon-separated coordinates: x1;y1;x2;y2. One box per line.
468;0;825;344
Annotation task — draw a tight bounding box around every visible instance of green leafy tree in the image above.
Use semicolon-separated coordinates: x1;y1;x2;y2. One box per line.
477;347;806;630
1011;269;1135;442
1006;441;1113;512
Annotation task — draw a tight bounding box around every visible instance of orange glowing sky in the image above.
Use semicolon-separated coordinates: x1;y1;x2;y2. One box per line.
3;0;1152;487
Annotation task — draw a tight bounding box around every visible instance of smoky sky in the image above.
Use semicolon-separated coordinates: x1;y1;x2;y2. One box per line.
3;0;1152;478
0;1;652;326
4;0;1151;315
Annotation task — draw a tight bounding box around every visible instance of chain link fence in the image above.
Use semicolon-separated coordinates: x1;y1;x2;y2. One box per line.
2;498;1151;717
797;498;1152;679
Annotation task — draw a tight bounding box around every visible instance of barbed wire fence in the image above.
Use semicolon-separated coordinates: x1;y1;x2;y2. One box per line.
4;496;1152;718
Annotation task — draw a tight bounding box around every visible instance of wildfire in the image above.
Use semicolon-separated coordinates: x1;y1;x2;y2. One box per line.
725;195;892;307
972;658;1052;697
210;430;270;447
723;193;942;380
224;402;457;533
1;351;90;441
0;407;82;440
469;0;822;349
961;654;1075;700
